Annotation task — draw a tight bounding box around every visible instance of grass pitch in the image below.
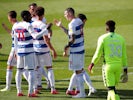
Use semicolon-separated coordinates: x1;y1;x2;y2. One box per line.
0;0;133;100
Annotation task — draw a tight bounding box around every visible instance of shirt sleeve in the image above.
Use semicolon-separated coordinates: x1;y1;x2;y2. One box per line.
122;38;128;67
68;23;75;35
28;24;48;39
91;36;104;64
13;31;18;53
41;23;48;36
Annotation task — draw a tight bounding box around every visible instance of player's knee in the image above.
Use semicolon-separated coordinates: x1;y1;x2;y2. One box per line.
7;66;13;69
46;66;52;70
108;86;116;93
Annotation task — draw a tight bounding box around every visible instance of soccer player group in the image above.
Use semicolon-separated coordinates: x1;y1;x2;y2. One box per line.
0;3;128;100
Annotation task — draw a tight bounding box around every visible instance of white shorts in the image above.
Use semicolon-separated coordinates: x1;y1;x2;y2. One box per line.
7;48;17;66
17;53;36;70
69;54;84;71
35;53;52;67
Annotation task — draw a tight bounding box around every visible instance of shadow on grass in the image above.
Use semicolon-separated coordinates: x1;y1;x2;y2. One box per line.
0;53;8;56
37;88;133;99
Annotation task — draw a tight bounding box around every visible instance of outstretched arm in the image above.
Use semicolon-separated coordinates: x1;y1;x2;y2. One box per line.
2;23;11;34
54;19;68;35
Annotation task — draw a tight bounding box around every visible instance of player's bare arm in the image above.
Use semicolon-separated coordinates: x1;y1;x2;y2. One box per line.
63;34;75;57
54;19;68;35
2;23;11;34
43;35;57;59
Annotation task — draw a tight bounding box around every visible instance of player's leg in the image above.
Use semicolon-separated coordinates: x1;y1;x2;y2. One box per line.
37;66;49;89
73;70;85;98
103;64;121;100
15;56;24;96
43;53;58;94
0;66;13;92
37;54;49;89
82;70;97;96
69;54;86;98
36;66;43;89
33;68;39;94
24;53;37;97
66;72;78;95
22;69;28;81
0;49;16;91
40;66;50;89
16;68;23;96
33;54;40;92
28;69;36;97
46;66;58;94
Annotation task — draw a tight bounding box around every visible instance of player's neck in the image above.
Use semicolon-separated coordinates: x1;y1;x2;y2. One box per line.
36;16;43;21
70;16;75;21
12;19;17;25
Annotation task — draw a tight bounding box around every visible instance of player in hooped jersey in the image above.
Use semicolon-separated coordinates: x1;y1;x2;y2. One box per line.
32;6;58;94
55;8;87;98
28;3;52;89
13;10;48;97
0;11;28;92
54;14;96;96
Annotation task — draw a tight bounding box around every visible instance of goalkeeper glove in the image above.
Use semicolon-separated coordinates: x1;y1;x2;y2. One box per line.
88;63;94;73
120;67;128;83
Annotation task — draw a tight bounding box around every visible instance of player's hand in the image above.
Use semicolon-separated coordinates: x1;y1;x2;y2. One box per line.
54;19;62;27
120;72;128;83
52;50;57;59
120;67;128;83
63;51;67;57
63;45;69;57
88;63;94;73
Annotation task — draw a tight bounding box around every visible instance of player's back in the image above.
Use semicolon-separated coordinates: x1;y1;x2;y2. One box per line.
13;21;34;56
102;32;125;64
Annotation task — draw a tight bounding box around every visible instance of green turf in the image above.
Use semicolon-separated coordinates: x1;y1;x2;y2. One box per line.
0;0;133;100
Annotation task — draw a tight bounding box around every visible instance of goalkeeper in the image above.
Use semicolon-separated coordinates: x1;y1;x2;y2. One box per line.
88;20;128;100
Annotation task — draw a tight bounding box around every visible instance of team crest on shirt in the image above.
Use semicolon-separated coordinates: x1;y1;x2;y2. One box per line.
69;28;73;33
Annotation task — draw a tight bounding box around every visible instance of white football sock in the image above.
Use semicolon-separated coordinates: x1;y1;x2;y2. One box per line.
22;69;28;81
47;68;55;91
37;67;42;86
83;71;94;89
28;70;35;94
68;73;77;91
41;67;49;82
76;72;85;95
6;69;13;89
33;70;38;91
15;69;22;93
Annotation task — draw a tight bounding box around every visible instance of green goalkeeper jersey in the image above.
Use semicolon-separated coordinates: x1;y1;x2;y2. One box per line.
91;32;127;67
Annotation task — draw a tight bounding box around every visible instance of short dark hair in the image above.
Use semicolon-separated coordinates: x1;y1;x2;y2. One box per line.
77;14;87;21
65;7;75;15
8;11;17;18
21;10;31;22
106;20;115;32
29;3;37;7
34;6;45;16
